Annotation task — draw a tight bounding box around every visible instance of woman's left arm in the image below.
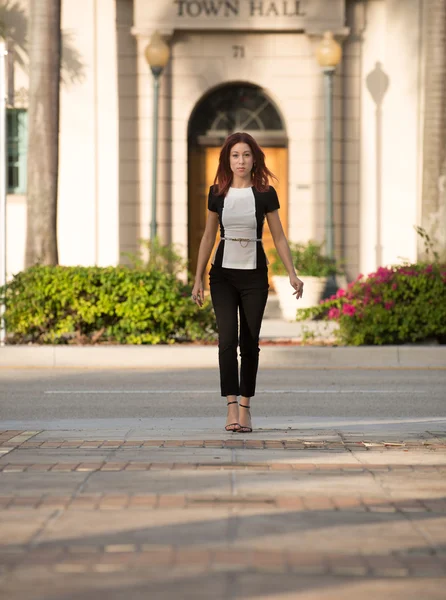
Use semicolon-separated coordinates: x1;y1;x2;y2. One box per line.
266;210;304;299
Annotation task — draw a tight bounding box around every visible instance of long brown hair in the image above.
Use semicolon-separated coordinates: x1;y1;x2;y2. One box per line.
212;132;277;196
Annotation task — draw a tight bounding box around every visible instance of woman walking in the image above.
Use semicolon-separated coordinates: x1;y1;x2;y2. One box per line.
191;132;304;433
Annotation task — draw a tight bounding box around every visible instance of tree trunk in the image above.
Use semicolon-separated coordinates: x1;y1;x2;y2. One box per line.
25;0;61;267
420;0;446;260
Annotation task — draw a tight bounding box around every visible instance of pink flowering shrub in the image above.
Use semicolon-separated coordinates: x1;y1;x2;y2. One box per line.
296;263;446;345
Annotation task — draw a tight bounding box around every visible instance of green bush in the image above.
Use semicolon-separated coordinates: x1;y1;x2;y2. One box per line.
296;263;446;345
0;265;217;345
268;240;339;277
122;236;188;277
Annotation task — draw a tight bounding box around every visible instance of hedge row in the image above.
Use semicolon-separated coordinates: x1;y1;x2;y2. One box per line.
0;266;217;345
3;261;445;346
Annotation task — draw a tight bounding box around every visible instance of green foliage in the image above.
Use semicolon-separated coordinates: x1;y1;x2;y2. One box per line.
268;240;339;277
0;265;217;345
414;225;442;262
297;263;446;345
122;237;187;277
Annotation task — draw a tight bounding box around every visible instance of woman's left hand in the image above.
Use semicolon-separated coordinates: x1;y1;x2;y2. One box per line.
289;274;304;299
191;279;204;307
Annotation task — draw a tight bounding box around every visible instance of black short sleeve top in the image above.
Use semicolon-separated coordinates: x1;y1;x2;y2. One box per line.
208;185;280;269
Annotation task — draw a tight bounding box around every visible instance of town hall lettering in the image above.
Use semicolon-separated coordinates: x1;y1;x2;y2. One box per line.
174;1;307;18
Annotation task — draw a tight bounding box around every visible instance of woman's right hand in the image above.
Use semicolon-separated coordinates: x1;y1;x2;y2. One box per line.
191;279;204;307
289;273;304;299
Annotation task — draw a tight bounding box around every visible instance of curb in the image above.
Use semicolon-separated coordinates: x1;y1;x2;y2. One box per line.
1;345;445;369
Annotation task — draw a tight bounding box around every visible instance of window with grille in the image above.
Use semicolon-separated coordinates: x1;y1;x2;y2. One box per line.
188;83;286;145
7;109;28;194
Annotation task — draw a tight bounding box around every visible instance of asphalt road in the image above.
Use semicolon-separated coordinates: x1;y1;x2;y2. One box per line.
0;368;445;422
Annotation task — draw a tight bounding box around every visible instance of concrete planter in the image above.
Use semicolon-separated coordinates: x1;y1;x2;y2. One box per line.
272;275;328;321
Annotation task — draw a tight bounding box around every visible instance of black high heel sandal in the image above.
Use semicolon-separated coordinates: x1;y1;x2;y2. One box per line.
225;401;240;432
238;404;253;433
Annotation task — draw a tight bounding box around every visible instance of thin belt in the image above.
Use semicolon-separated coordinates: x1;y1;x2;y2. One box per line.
221;237;261;242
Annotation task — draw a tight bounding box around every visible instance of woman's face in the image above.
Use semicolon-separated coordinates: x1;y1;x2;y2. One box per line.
229;142;254;180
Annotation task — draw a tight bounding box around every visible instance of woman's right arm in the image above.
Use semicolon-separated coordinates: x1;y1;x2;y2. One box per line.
191;211;219;306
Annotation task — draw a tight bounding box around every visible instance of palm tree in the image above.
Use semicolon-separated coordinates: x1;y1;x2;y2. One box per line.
420;0;446;260
25;0;61;266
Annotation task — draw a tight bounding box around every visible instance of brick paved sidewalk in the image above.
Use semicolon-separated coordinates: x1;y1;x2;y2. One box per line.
1;428;445;600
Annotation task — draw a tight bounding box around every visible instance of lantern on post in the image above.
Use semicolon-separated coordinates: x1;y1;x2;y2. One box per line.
144;31;170;241
316;31;342;260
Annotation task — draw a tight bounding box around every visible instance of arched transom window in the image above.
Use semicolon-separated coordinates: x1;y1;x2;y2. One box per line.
189;83;286;146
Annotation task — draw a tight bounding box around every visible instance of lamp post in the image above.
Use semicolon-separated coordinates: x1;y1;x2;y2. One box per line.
144;31;170;241
0;40;7;346
316;31;342;260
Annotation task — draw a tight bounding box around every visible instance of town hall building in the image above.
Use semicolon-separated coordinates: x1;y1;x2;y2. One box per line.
4;0;445;282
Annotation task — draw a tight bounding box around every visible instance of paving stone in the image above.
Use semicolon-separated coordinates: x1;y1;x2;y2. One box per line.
233;472;383;496
1;449;112;463
326;554;369;576
104;544;137;553
40;495;72;508
175;547;212;568
69;498;100;509
408;517;446;545
100;463;128;471
365;555;409;577
274;497;304;510
50;464;81;472
112;448;232;463
99;495;130;509
234;449;359;464
332;497;366;511
352;451;446;465
157;495;186;509
251;549;288;572
76;462;105;471
124;463;152;471
34;508;232;547
0;511;52;545
2;465;28;472
422;499;446;513
128;495;157;508
82;471;232;495
232;511;430;555
211;548;254;569
54;563;89;573
287;552;328;575
0;472;87;495
9;497;41;508
137;546;175;565
26;464;55;472
0;427;444;598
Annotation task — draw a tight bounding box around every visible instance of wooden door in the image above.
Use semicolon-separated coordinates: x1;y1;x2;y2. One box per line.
188;146;288;288
187;146;208;281
259;147;288;271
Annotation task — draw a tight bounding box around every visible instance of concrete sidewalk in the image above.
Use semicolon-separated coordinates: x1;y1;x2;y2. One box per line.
0;422;445;600
1;314;445;368
1;342;445;369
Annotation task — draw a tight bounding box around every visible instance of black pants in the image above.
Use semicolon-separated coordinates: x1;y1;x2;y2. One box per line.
209;265;269;397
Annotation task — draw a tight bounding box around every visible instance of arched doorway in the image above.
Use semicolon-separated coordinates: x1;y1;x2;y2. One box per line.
187;83;288;286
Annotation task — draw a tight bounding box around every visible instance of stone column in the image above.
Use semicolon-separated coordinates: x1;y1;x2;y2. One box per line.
419;0;446;260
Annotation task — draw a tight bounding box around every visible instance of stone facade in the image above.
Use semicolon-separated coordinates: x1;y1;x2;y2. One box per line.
419;0;446;258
